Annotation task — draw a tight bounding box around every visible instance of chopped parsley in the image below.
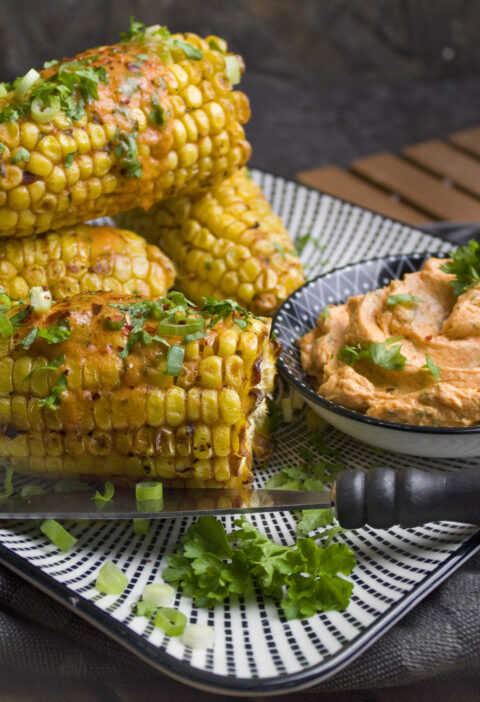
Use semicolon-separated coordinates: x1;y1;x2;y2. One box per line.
0;56;109;124
422;353;441;382
163;515;354;619
23;353;65;381
387;293;424;306
338;337;406;372
10;147;30;164
38;371;68;410
20;322;70;349
115;121;142;178
171;39;203;61
321;306;330;323
296;233;311;255
148;97;165;125
119;18;203;61
119;17;147;41
64;151;75;168
208;38;225;53
440;240;480;296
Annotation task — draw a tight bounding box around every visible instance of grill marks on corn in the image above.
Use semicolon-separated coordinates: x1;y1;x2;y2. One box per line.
0;289;274;486
0;31;251;238
0;224;175;300
118;169;304;316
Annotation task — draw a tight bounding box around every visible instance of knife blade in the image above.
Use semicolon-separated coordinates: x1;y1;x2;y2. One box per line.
3;465;480;528
0;486;333;520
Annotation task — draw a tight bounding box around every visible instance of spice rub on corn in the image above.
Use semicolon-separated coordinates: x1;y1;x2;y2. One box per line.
118;169;305;316
0;23;251;238
0;290;278;486
0;224;175;300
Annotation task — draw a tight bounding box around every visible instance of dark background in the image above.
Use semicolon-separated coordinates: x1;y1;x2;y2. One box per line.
1;0;480;177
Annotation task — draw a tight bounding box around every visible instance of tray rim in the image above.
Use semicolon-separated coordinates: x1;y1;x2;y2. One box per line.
0;530;478;696
0;173;472;695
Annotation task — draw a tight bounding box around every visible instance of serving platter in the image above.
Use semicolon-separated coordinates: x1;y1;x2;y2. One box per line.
0;171;478;695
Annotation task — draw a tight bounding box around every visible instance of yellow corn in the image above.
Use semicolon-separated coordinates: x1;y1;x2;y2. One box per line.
0;29;251;239
0;224;175;300
0;289;278;487
118;169;305;316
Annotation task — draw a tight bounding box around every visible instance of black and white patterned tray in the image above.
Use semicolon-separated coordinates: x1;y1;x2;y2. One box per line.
0;171;478;695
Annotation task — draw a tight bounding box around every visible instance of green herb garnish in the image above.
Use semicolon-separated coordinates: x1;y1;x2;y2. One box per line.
440;240;480;296
338;337;406;372
172;39;203;61
387;293;424;306
11;147;30;164
115;121;142;178
165;344;184;376
163;516;355;619
38;371;68;410
422;353;441;382
64;151;75;168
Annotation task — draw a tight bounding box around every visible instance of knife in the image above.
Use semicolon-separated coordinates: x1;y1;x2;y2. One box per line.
2;466;480;528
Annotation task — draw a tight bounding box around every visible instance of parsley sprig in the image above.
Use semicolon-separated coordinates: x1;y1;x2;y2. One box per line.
163;515;355;619
440;239;480;296
338;337;406;372
115;122;142;178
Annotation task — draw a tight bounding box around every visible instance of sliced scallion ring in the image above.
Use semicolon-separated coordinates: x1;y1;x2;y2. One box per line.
225;55;241;85
142;583;175;608
133;518;150;535
0;292;12;312
165;343;184;376
31;96;60;123
40;519;77;552
182;623;215;649
20;483;45;499
95;561;129;595
14;68;41;99
154;607;187;637
135;481;163;502
156;319;204;336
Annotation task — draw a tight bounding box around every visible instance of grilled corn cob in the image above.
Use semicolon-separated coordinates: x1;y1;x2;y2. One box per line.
118;169;305;316
0;224;175;300
0;25;251;239
0;289;278;486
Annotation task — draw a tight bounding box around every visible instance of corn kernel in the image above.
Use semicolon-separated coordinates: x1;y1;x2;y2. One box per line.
0;122;20;149
193;425;213;459
87;123;107;149
46;166;67;193
8;186;30;211
212;425;230;457
28;153;53;178
219;388;242;424
0;209;18;229
165;386;187;426
38;135;62;163
198;355;223;388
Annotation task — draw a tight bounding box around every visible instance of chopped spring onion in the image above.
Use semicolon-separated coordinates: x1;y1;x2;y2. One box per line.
29;286;52;314
31;96;60;124
1;466;14;500
156;319;204;336
182;623;215;649
54;479;90;492
142;583;175;608
93;480;115;505
136;481;163;502
0;315;13;339
281;397;293;423
14;68;40;99
40;519;77;552
20;483;45;499
165;344;184;376
154;608;187;637
133;600;157;617
95;561;129;595
133;518;150;535
0;84;7;98
0;292;12;311
225;55;241;85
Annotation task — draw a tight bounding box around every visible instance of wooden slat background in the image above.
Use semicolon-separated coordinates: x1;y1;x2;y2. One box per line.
297;126;480;225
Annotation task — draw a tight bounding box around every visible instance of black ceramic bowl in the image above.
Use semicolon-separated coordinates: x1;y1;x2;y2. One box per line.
272;252;480;458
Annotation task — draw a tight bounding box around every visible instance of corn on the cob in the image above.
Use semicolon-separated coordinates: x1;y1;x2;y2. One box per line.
118;169;305;316
0;289;278;486
0;26;251;239
0;223;175;300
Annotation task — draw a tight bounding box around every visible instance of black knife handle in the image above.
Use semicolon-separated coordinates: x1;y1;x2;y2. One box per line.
335;466;480;529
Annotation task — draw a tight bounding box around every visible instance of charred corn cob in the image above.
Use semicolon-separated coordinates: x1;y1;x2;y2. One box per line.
0;289;278;486
0;24;251;239
0;224;175;300
118;169;305;316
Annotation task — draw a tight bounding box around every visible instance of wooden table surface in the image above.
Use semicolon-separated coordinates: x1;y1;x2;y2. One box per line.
297;126;480;226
